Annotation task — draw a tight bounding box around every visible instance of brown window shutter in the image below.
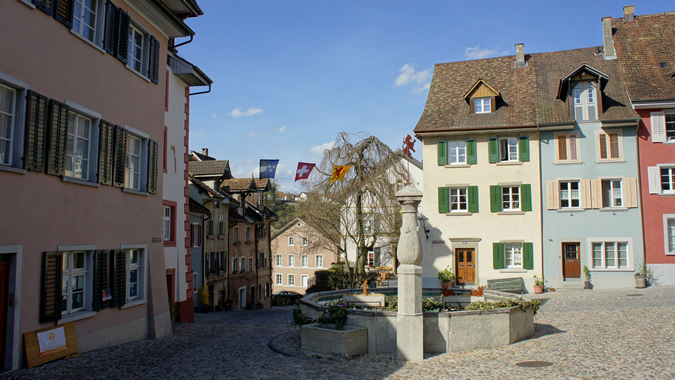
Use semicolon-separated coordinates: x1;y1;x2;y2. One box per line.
104;1;120;56
98;121;115;185
46;100;69;176
93;250;110;311
53;0;73;28
24;91;49;172
116;10;130;63
40;251;63;323
112;126;127;188
469;98;474;114
148;36;160;84
148;140;159;194
112;250;126;307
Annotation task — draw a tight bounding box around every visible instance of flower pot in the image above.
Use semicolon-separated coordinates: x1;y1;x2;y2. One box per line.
634;274;646;288
534;285;544;294
584;280;592;289
441;281;454;289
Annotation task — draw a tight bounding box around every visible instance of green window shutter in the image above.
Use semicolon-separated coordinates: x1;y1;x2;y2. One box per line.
104;1;120;56
493;243;504;269
523;242;534;270
112;126;128;188
116;10;130;63
40;251;63;323
148;36;160;84
54;0;74;28
148;140;159;194
112;250;126;307
490;185;501;212
468;186;479;213
488;138;498;163
437;141;447;166
46;100;69;176
98;121;115;185
438;187;449;213
521;184;532;211
24;91;49;172
467;139;477;164
93;250;111;311
519;136;530;162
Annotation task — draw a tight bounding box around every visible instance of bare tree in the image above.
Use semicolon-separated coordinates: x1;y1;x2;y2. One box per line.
298;132;408;274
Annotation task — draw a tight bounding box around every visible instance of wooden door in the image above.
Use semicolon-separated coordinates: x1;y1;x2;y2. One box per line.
455;248;475;284
563;243;580;279
0;262;8;366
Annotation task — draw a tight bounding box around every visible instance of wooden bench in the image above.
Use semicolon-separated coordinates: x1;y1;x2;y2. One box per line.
486;277;526;294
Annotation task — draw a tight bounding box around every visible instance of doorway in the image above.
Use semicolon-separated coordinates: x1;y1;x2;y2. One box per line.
238;287;247;309
562;243;581;279
455;248;475;285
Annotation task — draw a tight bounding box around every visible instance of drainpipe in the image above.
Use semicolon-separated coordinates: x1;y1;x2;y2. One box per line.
189;84;211;96
171;34;194;50
537;126;546;285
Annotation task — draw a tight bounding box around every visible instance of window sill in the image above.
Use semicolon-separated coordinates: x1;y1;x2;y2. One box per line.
599;207;628;212
234;242;241;245
126;65;152;83
70;30;107;54
557;208;585;213
123;188;149;196
588;268;633;272
499;269;527;273
596;159;625;164
657;192;675;197
443;164;471;168
496;161;522;166
663;140;675;145
121;299;147;310
58;310;96;325
0;165;27;175
62;176;101;188
207;235;216;240
218;235;226;239
553;161;582;165
443;212;472;216
497;211;525;215
164;241;176;247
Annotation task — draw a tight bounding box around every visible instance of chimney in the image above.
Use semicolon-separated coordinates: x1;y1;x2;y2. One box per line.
602;17;617;60
202;148;208;156
624;5;635;23
515;43;525;68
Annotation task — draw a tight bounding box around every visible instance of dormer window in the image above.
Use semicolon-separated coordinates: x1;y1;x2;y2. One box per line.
474;97;491;113
557;65;608;123
573;82;597;121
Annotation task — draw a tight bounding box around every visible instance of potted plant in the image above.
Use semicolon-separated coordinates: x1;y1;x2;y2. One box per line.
533;275;544;294
437;265;456;288
583;265;592;289
198;286;211;312
634;260;653;288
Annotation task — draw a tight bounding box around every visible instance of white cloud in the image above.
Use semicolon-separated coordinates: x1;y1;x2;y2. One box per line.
211;113;217;119
395;64;432;87
279;125;287;133
246;131;259;137
308;141;336;156
464;46;507;60
230;107;263;118
413;82;431;94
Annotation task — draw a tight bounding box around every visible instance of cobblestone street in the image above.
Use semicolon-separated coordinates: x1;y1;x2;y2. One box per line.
3;285;675;379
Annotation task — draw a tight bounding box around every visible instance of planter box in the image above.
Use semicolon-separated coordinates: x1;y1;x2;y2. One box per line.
301;324;368;360
442;295;485;308
343;294;386;307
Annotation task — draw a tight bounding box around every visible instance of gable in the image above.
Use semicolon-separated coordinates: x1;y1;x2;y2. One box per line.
463;79;500;100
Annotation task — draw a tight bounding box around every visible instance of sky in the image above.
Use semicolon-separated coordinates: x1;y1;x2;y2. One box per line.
178;1;672;193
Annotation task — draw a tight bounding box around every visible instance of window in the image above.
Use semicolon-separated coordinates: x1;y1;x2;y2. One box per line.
128;24;144;73
275;274;282;285
275;255;282;266
362;214;378;235
288;236;295;246
556;133;579;162
499;138;518;162
666;217;675;255
125;21;160;82
61;251;88;314
661;167;675;194
233;227;240;243
288;255;295;267
301;275;309;288
232;258;238;273
207;220;214;237
439;186;478;213
367;251;375;267
474;97;491;113
126;249;144;301
248;258;253;271
437;139;476;166
219;252;226;271
502;186;520;211
162;206;171;241
288;275;295;286
448;140;466;164
560;181;580;208
240;258;245;272
72;0;104;44
573;82;597;121
0;82;22;168
125;134;142;190
449;188;468;212
316;255;323;268
592;241;628;269
190;223;202;248
598;131;620;160
667;114;675;141
218;216;225;236
245;226;251;242
503;243;523;268
602;179;622;208
302;237;309;246
301;255;308;267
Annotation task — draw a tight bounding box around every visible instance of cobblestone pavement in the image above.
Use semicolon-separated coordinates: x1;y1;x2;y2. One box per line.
3;285;675;379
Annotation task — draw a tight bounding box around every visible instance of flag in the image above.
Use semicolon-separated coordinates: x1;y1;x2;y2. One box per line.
295;162;316;181
259;159;279;179
330;165;351;183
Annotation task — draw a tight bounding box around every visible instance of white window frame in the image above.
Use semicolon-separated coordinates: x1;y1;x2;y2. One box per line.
499;137;518;162
275;254;282;266
288;236;294;246
122;126;149;192
233;227;240;243
57;245;96;323
72;0;105;47
275;274;282;285
288;274;295;286
162;206;171;241
301;275;309;288
0;83;17;167
660;167;675;194
240;258;245;272
664;214;675;256
248;257;253;271
61;251;88;315
0;73;28;172
232;257;238;273
573;82;598;121
474;97;491;113
127;22;148;75
245;226;251;242
316;255;323;268
559;181;581;209
555;133;580;162
667;113;675;141
597;130;622;161
503;242;523;269
64;101;101;184
590;240;630;270
448;187;468;212
120;244;147;308
501;186;520;211
301;255;308;267
302;237;309;246
288;255;295;267
367;250;375;267
447;140;467;165
601;179;623;208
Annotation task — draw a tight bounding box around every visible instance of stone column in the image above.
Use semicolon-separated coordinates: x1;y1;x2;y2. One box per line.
395;186;423;362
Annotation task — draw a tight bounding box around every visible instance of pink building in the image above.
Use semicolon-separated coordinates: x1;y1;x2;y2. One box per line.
0;0;202;369
611;7;675;284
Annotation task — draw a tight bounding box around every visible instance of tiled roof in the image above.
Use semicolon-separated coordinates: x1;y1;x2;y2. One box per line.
254;178;271;191
189;151;216;161
188;174;223;199
188;160;230;177
415;46;638;133
611;11;675;102
220;178;256;192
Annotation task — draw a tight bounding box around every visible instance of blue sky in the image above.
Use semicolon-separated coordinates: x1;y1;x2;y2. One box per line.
178;1;671;193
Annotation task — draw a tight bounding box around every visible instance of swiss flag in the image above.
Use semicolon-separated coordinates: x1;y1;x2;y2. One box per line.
295;162;316;181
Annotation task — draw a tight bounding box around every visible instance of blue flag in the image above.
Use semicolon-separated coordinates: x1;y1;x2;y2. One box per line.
259;159;279;179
